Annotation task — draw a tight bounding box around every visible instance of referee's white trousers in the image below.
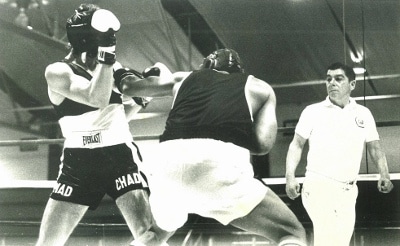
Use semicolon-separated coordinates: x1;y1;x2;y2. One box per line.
301;175;358;246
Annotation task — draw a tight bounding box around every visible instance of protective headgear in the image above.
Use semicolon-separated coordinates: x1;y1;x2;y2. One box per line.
66;4;120;56
200;48;244;73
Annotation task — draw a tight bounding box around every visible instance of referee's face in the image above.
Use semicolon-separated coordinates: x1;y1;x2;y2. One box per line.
326;69;356;107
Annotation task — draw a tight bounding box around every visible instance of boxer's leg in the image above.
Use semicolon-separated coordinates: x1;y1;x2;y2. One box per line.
230;189;307;246
36;198;88;246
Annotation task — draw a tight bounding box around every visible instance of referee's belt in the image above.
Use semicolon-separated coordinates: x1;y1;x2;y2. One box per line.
306;171;357;190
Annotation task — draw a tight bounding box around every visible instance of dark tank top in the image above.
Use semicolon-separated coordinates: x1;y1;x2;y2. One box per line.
51;62;121;119
160;69;254;150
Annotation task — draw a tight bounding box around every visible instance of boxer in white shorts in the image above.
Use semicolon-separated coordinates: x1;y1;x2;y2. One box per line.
147;139;267;230
118;49;308;246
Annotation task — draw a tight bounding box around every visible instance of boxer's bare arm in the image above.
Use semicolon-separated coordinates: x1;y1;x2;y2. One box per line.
116;63;191;98
246;76;277;155
46;62;114;107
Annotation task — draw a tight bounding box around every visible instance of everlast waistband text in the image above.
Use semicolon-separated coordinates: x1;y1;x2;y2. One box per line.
82;132;102;146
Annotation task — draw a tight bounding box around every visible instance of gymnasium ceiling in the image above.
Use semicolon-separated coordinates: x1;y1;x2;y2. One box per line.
0;0;400;135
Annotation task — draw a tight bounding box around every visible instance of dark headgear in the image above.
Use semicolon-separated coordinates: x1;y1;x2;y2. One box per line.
65;4;100;56
201;48;244;73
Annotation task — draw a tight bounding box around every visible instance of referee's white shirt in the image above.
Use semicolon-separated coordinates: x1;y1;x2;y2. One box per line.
295;97;379;182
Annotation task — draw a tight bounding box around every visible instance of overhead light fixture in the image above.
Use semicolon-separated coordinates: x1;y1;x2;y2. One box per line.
8;0;35;29
350;50;366;74
353;66;366;75
350;50;364;63
14;6;31;28
1;0;50;29
1;0;40;9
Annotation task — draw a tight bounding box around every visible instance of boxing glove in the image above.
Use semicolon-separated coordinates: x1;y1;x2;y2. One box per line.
91;9;120;64
113;68;143;92
142;67;161;78
95;31;117;64
132;97;151;108
114;67;153;108
91;9;120;33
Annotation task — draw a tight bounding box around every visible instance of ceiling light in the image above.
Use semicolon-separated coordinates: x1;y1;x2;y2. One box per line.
14;7;30;28
353;66;366;74
350;50;364;63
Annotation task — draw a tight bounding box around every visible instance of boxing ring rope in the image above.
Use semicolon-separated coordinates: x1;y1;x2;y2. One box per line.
0;135;161;147
0;138;63;147
1;127;399;188
0;220;129;228
0;127;297;147
2;173;399;189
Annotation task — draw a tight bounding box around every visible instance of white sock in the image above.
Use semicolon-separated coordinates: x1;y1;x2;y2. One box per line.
130;239;169;246
278;238;307;246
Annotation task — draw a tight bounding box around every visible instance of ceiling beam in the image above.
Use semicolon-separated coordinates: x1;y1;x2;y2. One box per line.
0;17;67;52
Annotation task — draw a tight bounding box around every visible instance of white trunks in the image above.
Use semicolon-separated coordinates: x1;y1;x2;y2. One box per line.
145;139;268;232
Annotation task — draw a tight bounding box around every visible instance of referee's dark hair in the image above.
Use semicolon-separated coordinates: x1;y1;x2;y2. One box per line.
327;62;356;81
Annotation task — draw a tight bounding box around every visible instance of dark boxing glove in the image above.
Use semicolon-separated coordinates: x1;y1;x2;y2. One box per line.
132;97;151;108
113;68;143;92
114;67;153;108
142;67;161;78
134;67;159;108
91;9;120;64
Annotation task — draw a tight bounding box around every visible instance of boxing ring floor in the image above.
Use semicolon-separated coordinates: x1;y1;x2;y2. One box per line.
1;174;399;246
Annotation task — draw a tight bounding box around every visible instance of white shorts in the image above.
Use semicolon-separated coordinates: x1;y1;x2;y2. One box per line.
145;139;268;232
